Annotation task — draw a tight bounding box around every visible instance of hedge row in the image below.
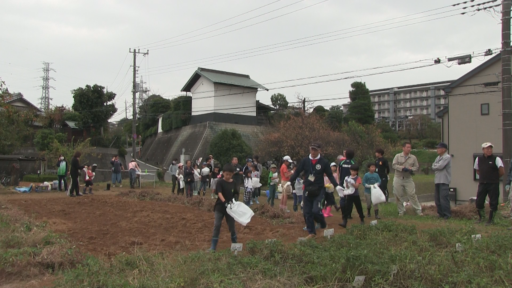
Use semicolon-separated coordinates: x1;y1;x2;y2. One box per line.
23;174;59;182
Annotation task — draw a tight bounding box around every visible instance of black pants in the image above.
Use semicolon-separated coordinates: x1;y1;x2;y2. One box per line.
342;194;365;220
70;175;79;196
435;183;451;218
380;177;389;201
171;175;177;194
58;175;67;191
476;183;500;211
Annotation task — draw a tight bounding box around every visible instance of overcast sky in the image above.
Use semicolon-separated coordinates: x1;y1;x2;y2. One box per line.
0;0;504;120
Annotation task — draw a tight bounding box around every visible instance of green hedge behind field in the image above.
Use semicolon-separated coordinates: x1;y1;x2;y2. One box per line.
23;174;59;182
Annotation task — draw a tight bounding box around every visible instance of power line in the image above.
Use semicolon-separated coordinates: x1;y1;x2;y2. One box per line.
146;0;329;51
109;52;129;88
139;0;283;48
147;0;481;71
147;7;493;76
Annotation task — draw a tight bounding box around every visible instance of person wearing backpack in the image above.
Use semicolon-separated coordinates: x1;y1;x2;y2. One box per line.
56;155;68;192
290;143;340;239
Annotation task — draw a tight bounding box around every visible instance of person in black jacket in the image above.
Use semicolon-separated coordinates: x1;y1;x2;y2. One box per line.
69;151;84;197
375;148;390;202
290;143;339;239
183;160;195;198
339;149;355;218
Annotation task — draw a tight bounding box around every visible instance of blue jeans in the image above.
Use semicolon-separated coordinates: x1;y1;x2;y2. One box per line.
198;181;208;194
293;193;303;208
112;173;122;184
267;184;276;207
303;188;326;235
210;207;237;251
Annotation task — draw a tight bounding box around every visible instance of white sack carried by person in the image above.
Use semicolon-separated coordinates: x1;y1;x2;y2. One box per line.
343;176;356;195
252;177;262;188
226;199;254;226
370;184;386;204
336;186;345;197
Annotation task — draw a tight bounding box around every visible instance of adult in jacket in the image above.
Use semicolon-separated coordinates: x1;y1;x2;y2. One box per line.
69;151;84;197
290;143;339;239
183;160;195;198
56;155;68;191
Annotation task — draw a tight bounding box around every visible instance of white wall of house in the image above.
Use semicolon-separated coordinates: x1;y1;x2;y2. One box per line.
213;83;256;116
448;59;503;201
191;76;215;116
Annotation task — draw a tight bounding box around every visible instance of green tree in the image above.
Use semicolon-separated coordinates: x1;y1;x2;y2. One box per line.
325;105;344;131
208;129;252;166
376;121;399;145
270;93;289;110
345;82;375;125
62;111;81;123
0;80;35;154
71;84;117;130
169;95;192;130
34;129;66;151
312;105;327;118
139;94;173;132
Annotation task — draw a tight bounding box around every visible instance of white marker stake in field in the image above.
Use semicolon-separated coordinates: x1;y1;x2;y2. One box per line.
353;276;365;287
456;243;463;252
297;237;307;243
370;220;378;226
323;229;334;239
266;239;276;244
472;234;482;243
231;243;243;255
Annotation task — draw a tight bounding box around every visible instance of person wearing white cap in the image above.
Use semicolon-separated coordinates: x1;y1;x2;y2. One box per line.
474;142;504;225
280;156;294;212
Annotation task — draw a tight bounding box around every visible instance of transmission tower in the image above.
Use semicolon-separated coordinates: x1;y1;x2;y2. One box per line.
39;62;55;112
137;75;149;111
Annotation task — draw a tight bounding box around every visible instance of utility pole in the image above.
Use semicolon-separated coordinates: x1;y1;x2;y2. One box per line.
125;99;128;119
129;48;149;160
502;0;512;201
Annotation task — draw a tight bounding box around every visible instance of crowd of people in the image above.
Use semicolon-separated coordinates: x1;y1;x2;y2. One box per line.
54;140;511;250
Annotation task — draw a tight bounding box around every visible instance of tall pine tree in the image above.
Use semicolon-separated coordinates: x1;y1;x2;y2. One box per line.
345;81;374;125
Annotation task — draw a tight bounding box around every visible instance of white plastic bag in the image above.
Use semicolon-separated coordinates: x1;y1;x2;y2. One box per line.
371;184;386;205
252;177;262;188
277;184;283;193
336;186;345;197
226;200;255;226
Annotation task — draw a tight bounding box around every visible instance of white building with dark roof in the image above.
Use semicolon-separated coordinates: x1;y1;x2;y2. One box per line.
181;67;268;125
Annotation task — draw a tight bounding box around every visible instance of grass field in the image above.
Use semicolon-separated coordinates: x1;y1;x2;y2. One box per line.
2;181;512;287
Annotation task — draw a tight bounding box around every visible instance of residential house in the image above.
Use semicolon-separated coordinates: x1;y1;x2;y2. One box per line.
439;52;504;202
181;67;270;125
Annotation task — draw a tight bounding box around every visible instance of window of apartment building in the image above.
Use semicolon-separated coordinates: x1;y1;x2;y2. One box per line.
481;103;490;115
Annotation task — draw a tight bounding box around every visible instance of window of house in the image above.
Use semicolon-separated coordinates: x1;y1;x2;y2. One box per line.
481;103;490;115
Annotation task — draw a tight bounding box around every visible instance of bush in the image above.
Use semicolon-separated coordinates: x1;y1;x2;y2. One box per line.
118;147;127;158
23;174;59;182
208;129;252;167
156;169;164;182
421;138;439;149
34;129;62;151
161;111;173;132
260;167;269;187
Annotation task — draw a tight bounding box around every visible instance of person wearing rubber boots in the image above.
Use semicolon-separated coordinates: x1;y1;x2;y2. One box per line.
474;142;504;225
375;148;390;202
392;142;422;216
431;142;452;220
290;142;340;239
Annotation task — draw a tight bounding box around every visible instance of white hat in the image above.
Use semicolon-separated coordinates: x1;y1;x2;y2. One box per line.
481;142;493;148
283;155;293;163
330;162;337;167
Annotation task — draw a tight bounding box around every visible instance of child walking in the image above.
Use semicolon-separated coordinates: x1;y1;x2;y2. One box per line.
267;164;279;207
339;165;365;228
251;165;261;204
199;162;210;196
243;170;253;206
293;172;304;212
83;165;95;195
323;162;339;217
210;164;238;251
210;166;220;199
177;163;185;195
363;163;382;219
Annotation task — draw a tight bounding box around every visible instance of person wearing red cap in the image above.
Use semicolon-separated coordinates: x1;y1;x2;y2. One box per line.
474;142;504;225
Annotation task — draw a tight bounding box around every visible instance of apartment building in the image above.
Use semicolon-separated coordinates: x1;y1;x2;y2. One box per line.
343;80;453;129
